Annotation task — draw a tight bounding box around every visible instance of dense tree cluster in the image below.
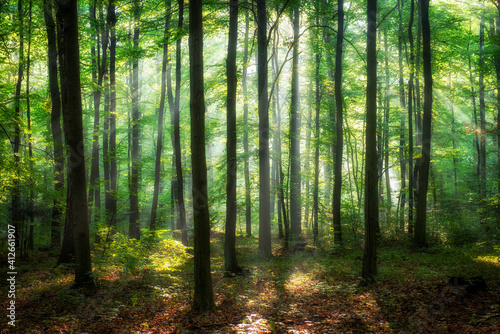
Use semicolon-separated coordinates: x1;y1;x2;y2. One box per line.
1;0;499;306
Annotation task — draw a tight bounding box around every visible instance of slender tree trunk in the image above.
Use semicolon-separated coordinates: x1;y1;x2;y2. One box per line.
175;0;188;245
450;71;458;195
313;5;321;243
190;0;215;311
242;9;252;237
26;0;34;251
495;4;500;212
478;6;487;201
468;26;480;183
56;0;95;289
271;20;283;240
12;0;24;252
397;0;407;233
166;0;188;245
289;3;302;241
129;0;141;239
333;0;344;245
383;30;392;227
88;1;99;224
44;0;64;251
257;0;272;258
150;0;171;231
414;0;432;248
108;0;117;229
408;0;415;231
362;0;378;285
224;0;242;275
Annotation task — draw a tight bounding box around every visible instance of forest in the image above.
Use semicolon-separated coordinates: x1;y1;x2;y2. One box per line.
1;0;499;332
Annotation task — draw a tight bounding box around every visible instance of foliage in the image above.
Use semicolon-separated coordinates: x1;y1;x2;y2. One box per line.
93;229;192;278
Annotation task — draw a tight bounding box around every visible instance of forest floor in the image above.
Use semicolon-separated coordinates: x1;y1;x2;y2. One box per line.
1;233;500;333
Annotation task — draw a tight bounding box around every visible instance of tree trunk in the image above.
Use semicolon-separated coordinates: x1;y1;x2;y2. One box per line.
289;3;302;241
88;1;101;225
26;0;34;251
495;4;500;213
414;0;432;248
224;0;242;275
362;0;378;285
129;0;141;240
190;0;215;311
478;6;487;201
313;4;321;243
108;0;117;229
150;0;171;231
173;0;188;245
56;0;75;266
333;0;344;245
408;0;415;231
257;0;272;258
56;0;95;289
242;8;252;237
44;0;64;251
397;0;406;233
383;30;392;228
12;0;24;253
271;17;283;240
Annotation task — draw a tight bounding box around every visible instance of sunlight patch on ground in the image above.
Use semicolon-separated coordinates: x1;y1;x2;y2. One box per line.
475;255;499;265
285;270;322;296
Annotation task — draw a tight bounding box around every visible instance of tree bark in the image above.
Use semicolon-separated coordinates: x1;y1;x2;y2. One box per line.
333;0;344;245
129;0;141;239
150;0;171;231
257;0;272;258
108;0;117;229
167;0;188;246
224;0;242;275
242;8;252;237
44;0;64;251
383;30;392;228
478;6;487;201
12;0;24;252
313;3;321;243
397;0;407;233
362;0;378;285
56;0;95;289
289;3;302;241
190;0;215;311
408;0;415;231
88;1;101;225
414;0;433;248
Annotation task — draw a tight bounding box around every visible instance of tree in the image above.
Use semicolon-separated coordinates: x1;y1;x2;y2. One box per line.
55;0;95;289
289;2;302;241
88;0;101;226
224;0;242;275
108;0;118;229
257;0;272;258
150;0;171;231
397;0;407;233
190;0;215;311
168;0;188;246
332;0;344;245
362;0;378;285
242;8;252;237
478;5;486;201
408;0;416;230
414;0;433;248
43;0;64;250
129;0;141;240
12;0;23;253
